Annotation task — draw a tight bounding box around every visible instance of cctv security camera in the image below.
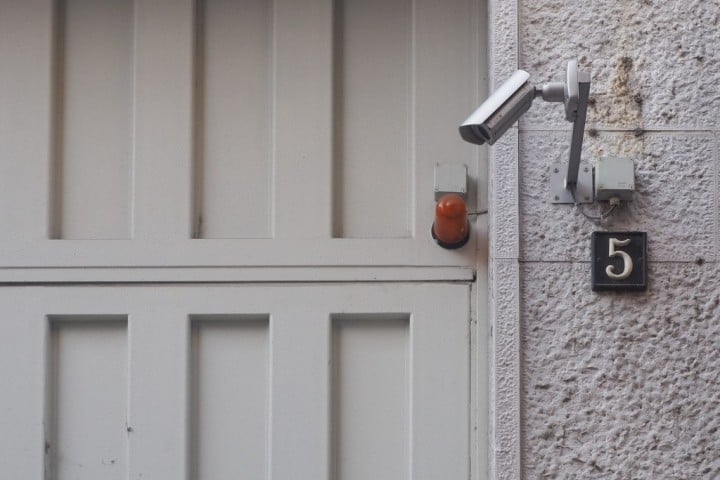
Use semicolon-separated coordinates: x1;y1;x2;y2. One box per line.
459;70;534;146
459;59;587;146
460;59;593;205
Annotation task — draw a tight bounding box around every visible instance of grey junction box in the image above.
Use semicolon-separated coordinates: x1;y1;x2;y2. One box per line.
594;157;635;202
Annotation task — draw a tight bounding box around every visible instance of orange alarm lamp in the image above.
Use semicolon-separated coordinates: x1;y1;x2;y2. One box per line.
431;194;470;249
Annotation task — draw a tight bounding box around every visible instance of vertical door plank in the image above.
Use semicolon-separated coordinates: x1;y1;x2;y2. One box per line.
0;0;53;240
57;0;133;239
332;0;412;239
132;0;194;239
414;0;480;240
273;0;333;238
196;0;272;239
411;286;470;479
0;301;46;477
127;309;189;479
269;311;330;480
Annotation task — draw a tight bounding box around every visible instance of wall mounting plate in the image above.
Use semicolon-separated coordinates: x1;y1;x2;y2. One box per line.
434;164;467;200
550;161;593;204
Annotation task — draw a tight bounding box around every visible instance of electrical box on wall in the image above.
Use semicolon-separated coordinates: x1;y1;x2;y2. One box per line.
595;157;635;202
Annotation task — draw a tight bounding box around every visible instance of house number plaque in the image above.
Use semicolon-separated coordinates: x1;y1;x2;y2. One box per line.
591;231;647;292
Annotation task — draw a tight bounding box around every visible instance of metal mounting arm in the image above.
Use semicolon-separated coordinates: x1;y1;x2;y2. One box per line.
549;60;593;204
565;65;591;189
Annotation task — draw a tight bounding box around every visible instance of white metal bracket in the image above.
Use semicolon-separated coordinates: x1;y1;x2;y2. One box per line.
548;60;593;204
434;164;467;201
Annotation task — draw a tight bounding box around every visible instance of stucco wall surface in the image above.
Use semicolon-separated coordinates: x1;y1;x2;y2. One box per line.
488;0;720;478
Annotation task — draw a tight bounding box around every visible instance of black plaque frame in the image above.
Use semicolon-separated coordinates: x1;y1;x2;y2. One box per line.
591;231;648;292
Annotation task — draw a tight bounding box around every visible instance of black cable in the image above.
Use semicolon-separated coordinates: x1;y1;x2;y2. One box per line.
569;185;617;222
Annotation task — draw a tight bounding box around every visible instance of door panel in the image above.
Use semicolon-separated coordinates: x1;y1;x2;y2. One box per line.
49;318;128;480
190;316;270;480
55;0;134;239
331;315;410;480
0;284;470;479
333;0;412;238
195;0;273;239
0;0;482;267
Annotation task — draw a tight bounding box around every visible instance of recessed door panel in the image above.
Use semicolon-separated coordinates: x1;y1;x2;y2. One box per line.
195;0;272;239
0;284;469;480
54;0;133;239
331;314;410;480
48;317;128;480
333;0;412;239
190;315;269;480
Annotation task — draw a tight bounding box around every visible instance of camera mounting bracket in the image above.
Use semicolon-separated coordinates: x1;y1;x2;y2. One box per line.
548;60;593;204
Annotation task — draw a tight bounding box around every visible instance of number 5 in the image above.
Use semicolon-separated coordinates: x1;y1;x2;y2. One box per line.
606;238;633;280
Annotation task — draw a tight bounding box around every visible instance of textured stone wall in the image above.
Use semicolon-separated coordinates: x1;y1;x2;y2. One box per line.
489;0;720;478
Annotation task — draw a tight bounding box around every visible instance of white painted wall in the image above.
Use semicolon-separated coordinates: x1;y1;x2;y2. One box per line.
488;1;720;478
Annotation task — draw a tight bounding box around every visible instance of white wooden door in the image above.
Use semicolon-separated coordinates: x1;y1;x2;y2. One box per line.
1;284;470;480
0;0;482;273
0;0;486;478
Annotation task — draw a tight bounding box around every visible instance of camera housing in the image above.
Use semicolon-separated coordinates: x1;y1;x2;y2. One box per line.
459;70;534;146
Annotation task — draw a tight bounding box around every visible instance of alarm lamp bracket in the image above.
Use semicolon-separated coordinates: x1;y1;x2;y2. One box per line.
434;164;467;201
